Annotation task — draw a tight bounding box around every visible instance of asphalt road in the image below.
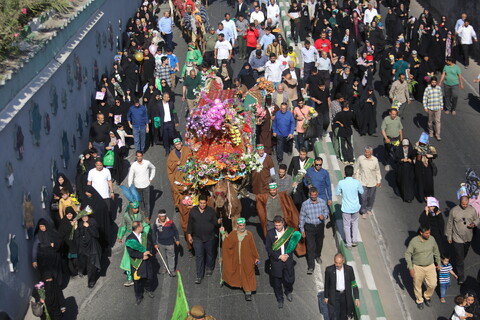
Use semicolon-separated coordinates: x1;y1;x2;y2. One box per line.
59;1;324;319
347;1;480;319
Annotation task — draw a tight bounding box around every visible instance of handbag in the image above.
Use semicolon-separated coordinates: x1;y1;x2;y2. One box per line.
50;200;59;211
31;300;44;317
103;150;115;167
304;122;317;139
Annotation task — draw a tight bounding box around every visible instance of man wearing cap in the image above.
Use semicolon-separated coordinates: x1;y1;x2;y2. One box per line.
167;138;193;233
118;199;150;287
446;195;479;285
220;217;260;301
186;305;216;320
126;221;155;305
256;184;305;260
265;216;296;309
251;144;275;194
153;209;180;277
299;187;329;272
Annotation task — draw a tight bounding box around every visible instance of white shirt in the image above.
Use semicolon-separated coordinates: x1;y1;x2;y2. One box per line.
267;4;280;21
265;60;283;82
222;19;238;42
277;55;291;71
317;57;332;72
363;8;378;25
458;25;477;45
250;11;265;24
275;229;285;255
299;158;306;170
451;305;466;320
133;231;142;244
336;267;345;291
215;40;233;60
87;168;111;199
162;101;172;122
128;159;156;188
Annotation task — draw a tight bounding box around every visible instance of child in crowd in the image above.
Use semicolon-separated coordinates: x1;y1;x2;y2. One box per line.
58;189;78;221
451;295;473;320
116;124;133;158
438;255;458;303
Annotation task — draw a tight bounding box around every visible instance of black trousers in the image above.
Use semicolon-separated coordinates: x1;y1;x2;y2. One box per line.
272;265;295;302
193;238;215;278
453;241;471;281
136;186;151;219
328;291;348;320
133;277;152;299
462;44;471;66
305;223;325;269
339;136;354;162
162;121;176;152
78;254;97;284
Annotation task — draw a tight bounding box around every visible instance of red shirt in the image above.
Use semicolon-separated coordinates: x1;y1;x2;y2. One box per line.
244;28;259;48
314;38;332;53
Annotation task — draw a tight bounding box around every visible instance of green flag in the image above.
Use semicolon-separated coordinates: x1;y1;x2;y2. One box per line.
171;271;189;320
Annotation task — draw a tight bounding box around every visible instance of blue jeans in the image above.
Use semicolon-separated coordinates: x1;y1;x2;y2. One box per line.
132;126;146;152
193;238;215;278
295;133;309;151
163;32;173;50
439;282;450;298
276;135;292;163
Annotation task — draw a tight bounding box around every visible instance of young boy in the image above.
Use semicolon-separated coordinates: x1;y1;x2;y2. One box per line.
287;46;298;67
116;124;133;158
152;209;180;277
438;256;458;303
451;295;473;320
58;190;78;221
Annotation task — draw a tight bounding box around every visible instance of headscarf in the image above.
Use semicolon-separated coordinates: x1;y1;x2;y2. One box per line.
34;218;59;247
465;168;480;198
52;173;73;197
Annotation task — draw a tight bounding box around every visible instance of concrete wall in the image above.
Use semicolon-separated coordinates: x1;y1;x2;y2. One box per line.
0;0;140;318
417;0;479;62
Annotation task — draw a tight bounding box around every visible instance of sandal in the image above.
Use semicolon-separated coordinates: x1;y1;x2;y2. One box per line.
440;298;446;303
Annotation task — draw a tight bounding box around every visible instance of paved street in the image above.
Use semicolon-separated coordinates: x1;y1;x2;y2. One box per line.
53;0;480;319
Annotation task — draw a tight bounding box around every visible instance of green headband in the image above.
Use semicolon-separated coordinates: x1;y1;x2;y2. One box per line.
237;217;246;224
269;183;277;189
256;144;264;150
173;138;181;144
130;201;139;209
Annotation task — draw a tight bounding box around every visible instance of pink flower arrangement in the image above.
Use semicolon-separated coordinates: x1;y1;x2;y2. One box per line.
21;8;27;14
14;33;19;38
34;282;44;290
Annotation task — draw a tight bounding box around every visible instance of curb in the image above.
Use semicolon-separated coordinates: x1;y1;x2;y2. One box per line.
314;139;386;320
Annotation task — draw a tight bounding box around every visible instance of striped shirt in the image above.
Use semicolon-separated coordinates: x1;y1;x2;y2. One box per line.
423;85;444;111
299;198;329;232
439;263;452;284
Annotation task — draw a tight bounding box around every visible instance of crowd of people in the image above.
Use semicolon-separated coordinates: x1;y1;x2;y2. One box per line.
27;0;480;319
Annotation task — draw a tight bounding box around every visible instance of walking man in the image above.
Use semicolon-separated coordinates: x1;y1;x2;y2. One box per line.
336;166;363;249
266;216;296;309
126;222;155;305
186;194;221;284
445;195;479;285
221;217;260;301
158;11;174;50
153;210;180;277
456;20;478;69
422;77;444;141
405;225;441;309
439;57;464;115
324;253;360;320
304;157;332;204
380;108;403;171
299;187;329;273
389;73;410;116
128;151;156;220
272;102;295;163
354;146;381;218
127;100;149;153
